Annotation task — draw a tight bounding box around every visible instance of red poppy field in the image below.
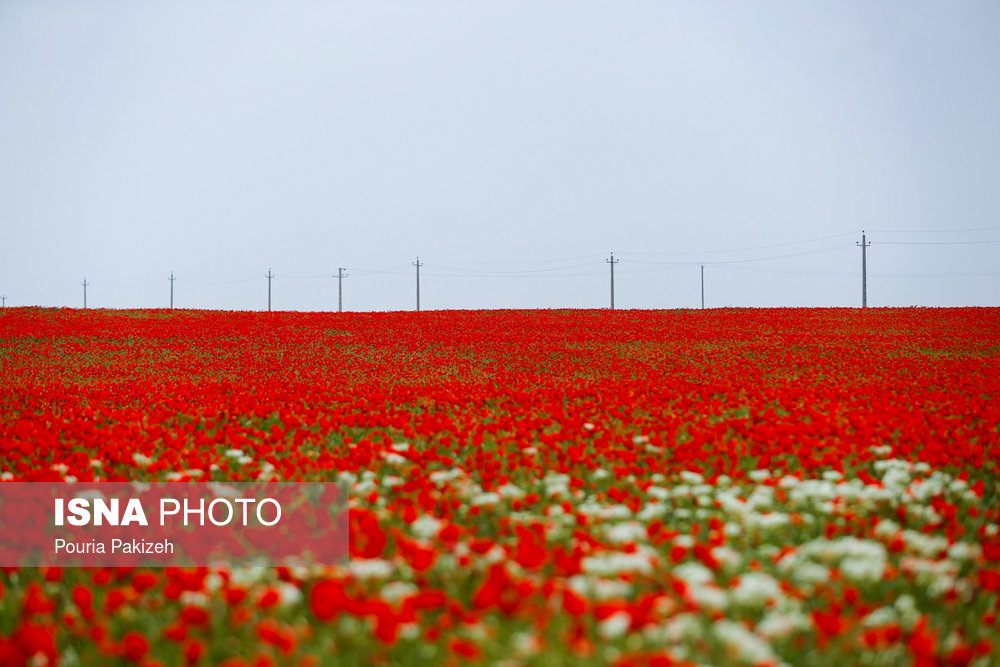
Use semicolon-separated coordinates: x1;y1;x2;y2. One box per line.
1;307;999;666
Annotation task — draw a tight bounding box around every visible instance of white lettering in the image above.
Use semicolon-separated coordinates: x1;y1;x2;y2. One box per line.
121;499;148;526
160;498;180;525
257;498;281;526
208;498;233;526
67;498;90;526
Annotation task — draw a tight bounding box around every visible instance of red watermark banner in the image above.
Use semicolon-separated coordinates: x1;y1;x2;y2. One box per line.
0;482;349;567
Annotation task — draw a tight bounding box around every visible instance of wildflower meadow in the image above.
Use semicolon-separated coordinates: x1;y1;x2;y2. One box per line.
1;307;998;666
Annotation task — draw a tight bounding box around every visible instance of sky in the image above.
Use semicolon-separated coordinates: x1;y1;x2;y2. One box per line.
1;1;999;311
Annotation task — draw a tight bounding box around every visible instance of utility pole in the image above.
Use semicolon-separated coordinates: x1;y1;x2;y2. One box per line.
82;279;89;309
266;268;274;312
1;295;5;309
701;265;705;309
606;253;619;309
857;231;871;308
169;271;176;309
413;257;423;311
334;268;349;312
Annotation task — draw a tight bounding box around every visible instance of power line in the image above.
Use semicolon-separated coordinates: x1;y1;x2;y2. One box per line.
351;259;413;271
10;285;75;300
417;261;597;276
879;240;1000;245
873;270;1000;278
19;229;1000;311
619;231;858;257
614;265;690;275
186;275;260;285
350;233;876;276
424;271;605;278
712;265;1000;278
868;226;1000;234
629;243;853;267
394;262;600;278
99;278;164;289
705;243;855;265
423;253;605;266
715;265;854;277
349;268;411;276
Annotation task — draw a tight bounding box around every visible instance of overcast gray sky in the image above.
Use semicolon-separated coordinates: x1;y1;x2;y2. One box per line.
1;1;998;311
